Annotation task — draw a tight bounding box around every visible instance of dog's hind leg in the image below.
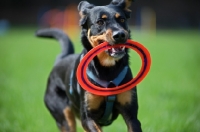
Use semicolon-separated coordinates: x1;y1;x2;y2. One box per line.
44;76;76;132
62;107;76;132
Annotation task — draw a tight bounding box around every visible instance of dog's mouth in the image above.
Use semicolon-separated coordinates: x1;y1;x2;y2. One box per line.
106;46;126;58
98;40;126;58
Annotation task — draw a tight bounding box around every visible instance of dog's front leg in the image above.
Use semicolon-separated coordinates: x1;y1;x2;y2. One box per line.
81;117;102;132
120;105;142;132
80;92;104;132
117;89;142;132
123;117;142;132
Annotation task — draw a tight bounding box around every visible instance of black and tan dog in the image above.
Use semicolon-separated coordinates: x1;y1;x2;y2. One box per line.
36;0;142;131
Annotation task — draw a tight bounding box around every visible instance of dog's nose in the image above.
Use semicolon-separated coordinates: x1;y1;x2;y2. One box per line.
113;31;126;43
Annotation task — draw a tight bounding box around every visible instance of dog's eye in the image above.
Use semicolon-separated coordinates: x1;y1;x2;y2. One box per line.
120;18;125;23
97;20;104;26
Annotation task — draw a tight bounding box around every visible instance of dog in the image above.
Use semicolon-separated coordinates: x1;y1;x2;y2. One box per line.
36;0;142;131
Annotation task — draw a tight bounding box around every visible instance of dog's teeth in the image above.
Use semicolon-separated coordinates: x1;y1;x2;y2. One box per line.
112;48;116;52
122;46;125;50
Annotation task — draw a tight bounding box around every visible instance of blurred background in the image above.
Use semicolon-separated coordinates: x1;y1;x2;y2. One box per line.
1;0;200;26
0;0;200;33
0;0;200;132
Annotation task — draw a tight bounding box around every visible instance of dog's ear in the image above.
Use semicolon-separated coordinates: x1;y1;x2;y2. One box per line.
78;1;95;27
110;0;134;9
110;0;134;18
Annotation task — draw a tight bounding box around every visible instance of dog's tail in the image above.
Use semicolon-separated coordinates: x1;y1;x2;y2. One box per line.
35;28;74;64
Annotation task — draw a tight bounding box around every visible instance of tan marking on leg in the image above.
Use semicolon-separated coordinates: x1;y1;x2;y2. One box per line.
117;90;132;105
102;14;108;19
115;13;121;18
93;121;102;132
63;107;76;132
60;126;66;132
85;92;104;110
128;122;134;132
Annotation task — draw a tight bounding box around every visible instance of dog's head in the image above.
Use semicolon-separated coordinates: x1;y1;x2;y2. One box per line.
78;0;133;66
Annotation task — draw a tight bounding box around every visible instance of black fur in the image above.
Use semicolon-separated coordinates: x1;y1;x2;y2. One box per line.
36;0;142;131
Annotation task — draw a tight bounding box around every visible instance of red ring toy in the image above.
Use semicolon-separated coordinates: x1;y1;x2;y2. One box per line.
76;39;151;96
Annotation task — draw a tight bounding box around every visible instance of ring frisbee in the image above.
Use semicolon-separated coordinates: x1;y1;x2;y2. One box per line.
76;39;151;96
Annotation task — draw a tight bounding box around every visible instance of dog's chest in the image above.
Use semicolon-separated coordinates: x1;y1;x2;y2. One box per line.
85;90;132;110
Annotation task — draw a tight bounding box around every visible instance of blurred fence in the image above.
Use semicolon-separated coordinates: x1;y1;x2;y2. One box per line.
37;4;80;38
37;5;157;37
0;0;199;29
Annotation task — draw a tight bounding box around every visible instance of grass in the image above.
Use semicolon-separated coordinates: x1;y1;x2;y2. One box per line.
0;27;200;132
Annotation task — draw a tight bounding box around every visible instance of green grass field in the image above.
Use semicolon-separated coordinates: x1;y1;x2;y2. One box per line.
0;27;200;132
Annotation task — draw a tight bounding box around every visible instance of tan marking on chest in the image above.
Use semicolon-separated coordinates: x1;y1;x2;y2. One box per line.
117;90;132;105
93;121;102;132
97;53;116;66
85;92;105;110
